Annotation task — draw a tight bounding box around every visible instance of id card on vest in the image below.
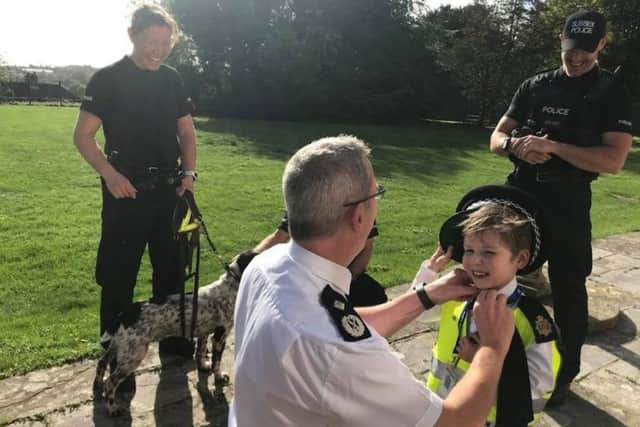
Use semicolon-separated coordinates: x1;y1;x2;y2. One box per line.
441;359;463;397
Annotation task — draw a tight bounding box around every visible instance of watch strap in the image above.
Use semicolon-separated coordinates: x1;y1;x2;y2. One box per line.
416;284;435;310
182;170;198;181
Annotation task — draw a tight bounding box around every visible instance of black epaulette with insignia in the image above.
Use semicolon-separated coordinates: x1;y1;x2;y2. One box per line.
518;296;558;343
320;285;371;342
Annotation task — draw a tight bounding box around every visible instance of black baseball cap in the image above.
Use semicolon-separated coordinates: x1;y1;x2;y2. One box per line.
561;10;606;53
438;185;549;275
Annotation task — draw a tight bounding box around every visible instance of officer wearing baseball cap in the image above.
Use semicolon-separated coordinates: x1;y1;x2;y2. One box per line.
561;10;607;53
489;9;633;407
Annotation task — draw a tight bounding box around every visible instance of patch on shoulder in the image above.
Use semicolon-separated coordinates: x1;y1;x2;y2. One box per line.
534;315;553;337
320;285;371;342
518;296;558;343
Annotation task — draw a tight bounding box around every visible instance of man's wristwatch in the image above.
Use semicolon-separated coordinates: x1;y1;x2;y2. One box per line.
182;170;198;181
416;284;435;311
500;136;512;153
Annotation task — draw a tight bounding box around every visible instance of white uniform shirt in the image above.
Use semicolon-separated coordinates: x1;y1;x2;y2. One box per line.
229;241;443;427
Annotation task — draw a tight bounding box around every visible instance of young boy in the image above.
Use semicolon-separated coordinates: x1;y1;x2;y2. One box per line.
412;185;562;426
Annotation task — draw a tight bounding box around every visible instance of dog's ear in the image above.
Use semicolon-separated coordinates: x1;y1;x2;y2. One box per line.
233;250;259;275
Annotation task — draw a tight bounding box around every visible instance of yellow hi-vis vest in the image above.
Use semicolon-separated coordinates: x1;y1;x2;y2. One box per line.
427;297;562;426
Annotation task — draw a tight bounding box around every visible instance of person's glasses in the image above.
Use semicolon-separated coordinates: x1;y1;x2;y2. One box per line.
343;184;385;207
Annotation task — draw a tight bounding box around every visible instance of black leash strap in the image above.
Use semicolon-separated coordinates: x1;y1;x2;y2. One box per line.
175;191;224;343
174;191;200;343
173;197;190;343
182;191;225;267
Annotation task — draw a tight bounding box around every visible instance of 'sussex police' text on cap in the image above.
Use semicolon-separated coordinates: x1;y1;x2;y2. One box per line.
561;10;606;53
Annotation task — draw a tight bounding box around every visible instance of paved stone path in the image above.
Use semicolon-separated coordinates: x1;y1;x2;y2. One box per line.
1;232;639;426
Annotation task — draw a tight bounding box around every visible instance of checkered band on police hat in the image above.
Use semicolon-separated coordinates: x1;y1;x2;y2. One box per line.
438;185;550;275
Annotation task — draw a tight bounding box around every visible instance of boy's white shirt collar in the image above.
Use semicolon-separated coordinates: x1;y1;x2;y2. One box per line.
469;276;518;335
500;277;519;300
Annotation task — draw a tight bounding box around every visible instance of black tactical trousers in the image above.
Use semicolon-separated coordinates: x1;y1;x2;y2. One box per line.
96;180;180;336
508;175;592;386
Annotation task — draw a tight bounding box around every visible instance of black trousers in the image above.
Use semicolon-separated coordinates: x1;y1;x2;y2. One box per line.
96;181;180;336
508;174;592;385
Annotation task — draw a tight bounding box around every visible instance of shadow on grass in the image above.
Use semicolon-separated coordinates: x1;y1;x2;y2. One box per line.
195;117;493;183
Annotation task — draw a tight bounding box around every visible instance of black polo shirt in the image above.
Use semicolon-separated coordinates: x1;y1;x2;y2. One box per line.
81;56;194;170
506;66;633;146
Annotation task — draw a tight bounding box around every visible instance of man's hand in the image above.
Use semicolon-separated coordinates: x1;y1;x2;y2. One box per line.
104;170;137;199
473;290;515;356
426;267;477;305
510;135;553;164
177;175;195;196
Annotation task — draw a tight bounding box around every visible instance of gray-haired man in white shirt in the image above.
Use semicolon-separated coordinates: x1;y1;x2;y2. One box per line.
229;135;516;427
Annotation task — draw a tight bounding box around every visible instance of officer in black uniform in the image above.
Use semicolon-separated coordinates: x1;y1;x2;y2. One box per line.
73;4;197;368
490;10;633;406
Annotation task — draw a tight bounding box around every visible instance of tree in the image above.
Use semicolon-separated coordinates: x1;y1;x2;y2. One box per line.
422;2;515;125
600;0;640;98
0;55;7;82
0;56;12;100
164;0;454;121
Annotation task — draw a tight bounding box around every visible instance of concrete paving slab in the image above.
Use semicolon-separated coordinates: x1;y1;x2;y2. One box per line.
575;344;618;381
591;246;614;261
597;267;640;295
585;282;625;333
622;336;640;353
391;331;437;378
594;233;640;260
574;363;640;425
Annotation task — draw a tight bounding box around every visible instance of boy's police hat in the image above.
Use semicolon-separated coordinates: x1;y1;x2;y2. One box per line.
439;185;549;275
561;10;606;53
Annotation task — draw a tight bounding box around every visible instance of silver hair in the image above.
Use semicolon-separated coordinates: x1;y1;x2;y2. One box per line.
283;135;373;241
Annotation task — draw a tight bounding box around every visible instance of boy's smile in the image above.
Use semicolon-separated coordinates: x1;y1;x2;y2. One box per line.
462;230;529;290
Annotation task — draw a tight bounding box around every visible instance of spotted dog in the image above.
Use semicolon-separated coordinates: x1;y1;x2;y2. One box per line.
94;251;257;416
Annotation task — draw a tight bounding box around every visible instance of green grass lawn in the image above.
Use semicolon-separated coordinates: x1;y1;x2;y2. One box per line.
0;104;639;379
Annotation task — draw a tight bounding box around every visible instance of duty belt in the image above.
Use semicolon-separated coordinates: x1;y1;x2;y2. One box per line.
130;167;181;191
535;164;597;183
513;163;596;184
107;150;180;191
